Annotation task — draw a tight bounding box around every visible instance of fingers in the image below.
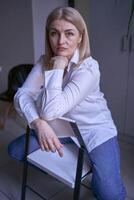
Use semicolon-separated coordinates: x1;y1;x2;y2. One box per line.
51;56;68;69
39;137;63;157
47;138;56;153
39;139;49;152
53;137;63;157
56;147;63;157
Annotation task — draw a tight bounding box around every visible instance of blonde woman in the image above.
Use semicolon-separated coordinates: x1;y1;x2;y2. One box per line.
8;7;126;199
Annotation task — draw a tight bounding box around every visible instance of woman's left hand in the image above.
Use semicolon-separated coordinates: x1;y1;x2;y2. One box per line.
31;118;63;157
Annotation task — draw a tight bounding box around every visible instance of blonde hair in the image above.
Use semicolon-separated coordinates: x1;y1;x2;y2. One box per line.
44;7;90;69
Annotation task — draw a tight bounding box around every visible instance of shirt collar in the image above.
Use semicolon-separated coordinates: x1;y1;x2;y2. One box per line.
67;49;79;72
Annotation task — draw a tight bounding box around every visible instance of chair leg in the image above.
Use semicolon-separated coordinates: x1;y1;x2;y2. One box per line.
21;160;28;200
73;147;84;200
21;126;30;200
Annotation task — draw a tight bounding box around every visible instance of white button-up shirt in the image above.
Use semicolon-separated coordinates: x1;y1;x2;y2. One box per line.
14;50;117;152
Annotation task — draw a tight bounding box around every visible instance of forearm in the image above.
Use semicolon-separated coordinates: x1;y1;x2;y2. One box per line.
14;55;44;124
41;59;99;120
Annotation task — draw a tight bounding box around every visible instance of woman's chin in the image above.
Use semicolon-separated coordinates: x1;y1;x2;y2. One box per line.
56;53;68;57
55;52;72;59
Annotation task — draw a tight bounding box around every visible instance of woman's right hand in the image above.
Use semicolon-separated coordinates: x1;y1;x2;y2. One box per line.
30;118;63;157
50;56;68;70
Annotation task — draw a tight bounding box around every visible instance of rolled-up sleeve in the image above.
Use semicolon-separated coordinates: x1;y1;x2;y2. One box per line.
14;56;44;125
40;59;100;121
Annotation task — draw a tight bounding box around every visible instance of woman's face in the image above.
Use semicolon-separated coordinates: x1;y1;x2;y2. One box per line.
48;19;81;60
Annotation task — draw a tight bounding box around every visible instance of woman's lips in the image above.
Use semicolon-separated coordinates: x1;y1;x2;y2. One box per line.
57;47;66;51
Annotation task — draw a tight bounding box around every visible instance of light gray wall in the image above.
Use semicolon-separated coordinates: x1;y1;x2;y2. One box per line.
0;0;68;92
0;0;34;92
75;0;90;35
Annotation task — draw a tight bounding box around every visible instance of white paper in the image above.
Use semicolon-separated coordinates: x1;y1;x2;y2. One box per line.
27;143;90;188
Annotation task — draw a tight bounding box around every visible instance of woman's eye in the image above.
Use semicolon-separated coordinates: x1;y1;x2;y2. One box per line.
66;32;74;37
50;31;57;36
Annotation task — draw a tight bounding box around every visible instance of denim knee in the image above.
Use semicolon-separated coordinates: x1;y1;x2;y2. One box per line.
8;131;40;161
8;133;29;161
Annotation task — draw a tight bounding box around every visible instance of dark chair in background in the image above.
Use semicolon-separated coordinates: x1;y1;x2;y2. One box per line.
0;64;33;128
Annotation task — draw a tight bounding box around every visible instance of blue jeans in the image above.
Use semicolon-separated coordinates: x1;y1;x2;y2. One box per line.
8;131;126;200
90;137;126;200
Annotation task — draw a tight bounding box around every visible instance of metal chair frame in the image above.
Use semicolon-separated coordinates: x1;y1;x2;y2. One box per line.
21;123;91;200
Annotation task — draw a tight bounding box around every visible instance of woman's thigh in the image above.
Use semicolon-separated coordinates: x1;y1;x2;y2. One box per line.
8;130;74;161
89;137;126;200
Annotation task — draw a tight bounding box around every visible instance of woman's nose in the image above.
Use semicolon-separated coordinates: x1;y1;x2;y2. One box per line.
58;34;66;44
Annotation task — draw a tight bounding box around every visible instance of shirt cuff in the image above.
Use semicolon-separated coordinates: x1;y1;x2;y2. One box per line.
23;109;39;126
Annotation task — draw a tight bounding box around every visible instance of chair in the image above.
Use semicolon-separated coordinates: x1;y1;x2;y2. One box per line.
21;118;92;200
0;64;33;128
